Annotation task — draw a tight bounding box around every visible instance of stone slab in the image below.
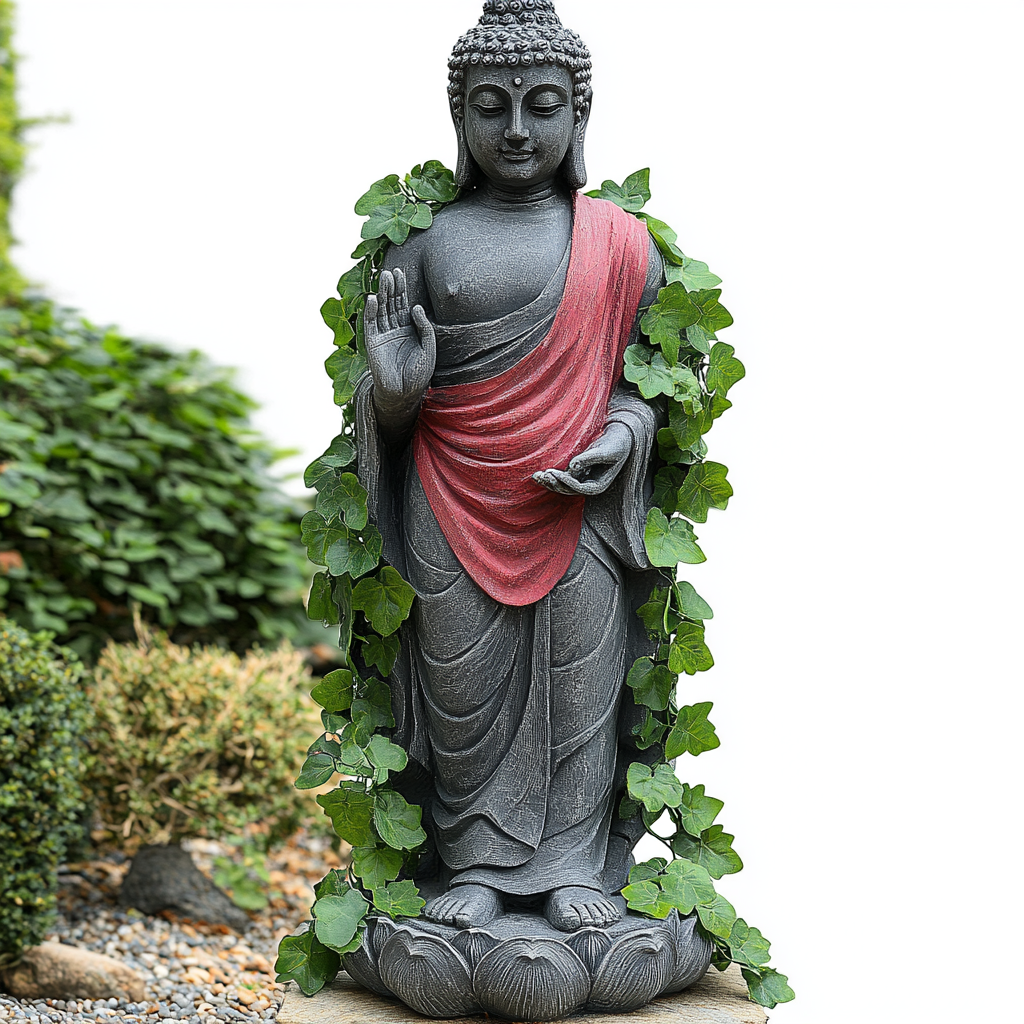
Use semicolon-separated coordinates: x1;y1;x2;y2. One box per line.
279;963;766;1024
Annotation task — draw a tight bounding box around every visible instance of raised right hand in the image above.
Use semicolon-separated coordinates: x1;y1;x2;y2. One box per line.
365;268;436;427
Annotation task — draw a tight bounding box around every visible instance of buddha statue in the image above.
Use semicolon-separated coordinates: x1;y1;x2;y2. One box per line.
355;0;665;935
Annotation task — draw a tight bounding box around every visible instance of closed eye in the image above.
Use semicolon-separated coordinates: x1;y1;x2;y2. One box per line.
531;103;566;116
471;104;506;117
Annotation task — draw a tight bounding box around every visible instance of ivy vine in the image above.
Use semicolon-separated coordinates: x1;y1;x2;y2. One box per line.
275;163;794;1010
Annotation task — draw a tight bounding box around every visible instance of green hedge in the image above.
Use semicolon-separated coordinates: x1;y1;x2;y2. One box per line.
0;618;91;967
0;296;310;662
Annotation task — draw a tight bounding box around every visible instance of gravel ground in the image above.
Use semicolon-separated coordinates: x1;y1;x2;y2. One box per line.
0;831;344;1024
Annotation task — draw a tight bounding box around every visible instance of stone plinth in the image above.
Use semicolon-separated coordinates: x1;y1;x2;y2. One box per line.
279;962;765;1024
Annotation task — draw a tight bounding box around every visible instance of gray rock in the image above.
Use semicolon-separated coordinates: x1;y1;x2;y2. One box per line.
0;944;146;1003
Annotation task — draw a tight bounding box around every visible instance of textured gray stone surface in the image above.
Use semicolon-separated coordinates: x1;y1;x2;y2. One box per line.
279;963;765;1024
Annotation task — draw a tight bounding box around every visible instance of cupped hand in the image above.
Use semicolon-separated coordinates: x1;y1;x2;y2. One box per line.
533;422;633;496
365;268;436;423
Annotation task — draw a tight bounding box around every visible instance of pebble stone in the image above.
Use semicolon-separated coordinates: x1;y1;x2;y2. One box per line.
0;832;343;1024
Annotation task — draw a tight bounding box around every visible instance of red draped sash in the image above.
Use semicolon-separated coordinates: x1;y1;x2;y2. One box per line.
412;195;650;606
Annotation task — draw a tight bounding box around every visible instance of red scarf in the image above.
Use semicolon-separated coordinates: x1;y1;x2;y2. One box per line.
412;195;650;606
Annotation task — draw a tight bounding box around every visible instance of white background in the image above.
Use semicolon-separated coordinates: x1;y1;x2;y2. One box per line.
13;2;1023;1021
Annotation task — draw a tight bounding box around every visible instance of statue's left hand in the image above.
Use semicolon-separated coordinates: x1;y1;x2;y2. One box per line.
533;422;632;496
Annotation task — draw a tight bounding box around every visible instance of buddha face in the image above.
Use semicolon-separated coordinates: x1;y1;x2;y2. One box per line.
463;64;578;189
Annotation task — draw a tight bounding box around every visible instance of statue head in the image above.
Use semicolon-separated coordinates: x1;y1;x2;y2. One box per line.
448;0;592;190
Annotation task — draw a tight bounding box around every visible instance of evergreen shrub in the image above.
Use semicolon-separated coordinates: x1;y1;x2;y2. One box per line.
0;296;310;662
84;619;322;852
0;617;91;967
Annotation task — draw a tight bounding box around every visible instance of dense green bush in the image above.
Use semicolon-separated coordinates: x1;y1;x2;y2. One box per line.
0;617;91;967
84;619;322;852
0;295;311;662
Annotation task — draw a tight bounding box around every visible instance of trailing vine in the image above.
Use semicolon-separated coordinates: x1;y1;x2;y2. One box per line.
275;163;794;1010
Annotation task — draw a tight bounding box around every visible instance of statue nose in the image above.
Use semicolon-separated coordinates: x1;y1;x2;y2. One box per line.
504;124;530;143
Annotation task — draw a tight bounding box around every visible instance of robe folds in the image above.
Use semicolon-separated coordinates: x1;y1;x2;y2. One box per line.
356;195;665;897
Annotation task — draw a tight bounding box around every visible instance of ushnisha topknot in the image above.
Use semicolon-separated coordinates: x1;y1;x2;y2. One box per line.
448;0;593;125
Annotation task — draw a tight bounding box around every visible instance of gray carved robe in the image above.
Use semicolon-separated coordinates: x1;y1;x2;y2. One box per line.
355;236;663;897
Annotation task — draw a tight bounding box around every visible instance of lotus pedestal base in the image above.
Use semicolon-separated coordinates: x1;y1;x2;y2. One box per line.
338;901;714;1021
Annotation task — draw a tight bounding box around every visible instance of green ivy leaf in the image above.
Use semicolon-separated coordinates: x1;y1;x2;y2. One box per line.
326;346;369;406
334;574;355;659
326;527;382;579
639;283;700;364
707;342;745;397
361;195;433;245
674;581;714;621
664;623;714;676
373;790;426;851
697;892;737;939
371;879;426;919
665;703;720;759
644;510;706;567
311;668;353;713
317;785;376;847
405;161;459;203
320;298;356;348
585;168;651;213
652;467;685;515
351;566;416;636
633;710;668;750
686;289;733;356
350;845;404;890
626;657;677;711
307;572;339;625
365;735;408;783
672;824;743;879
314;869;348;900
354;174;402;216
337;264;367;305
674;782;724;837
741;968;795;1009
623;345;676;399
316;472;369;530
350;677;395;744
665;256;722;290
274;931;340;995
361;633;400;676
658;858;716;915
304;435;357;489
628;858;668;884
727;919;772;968
621;879;673;919
300;512;381;577
312;889;368;954
639;214;685;266
295;752;336;790
626;762;683;813
675;462;732;524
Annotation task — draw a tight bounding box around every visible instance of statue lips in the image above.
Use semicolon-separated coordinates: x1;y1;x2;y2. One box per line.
501;148;536;162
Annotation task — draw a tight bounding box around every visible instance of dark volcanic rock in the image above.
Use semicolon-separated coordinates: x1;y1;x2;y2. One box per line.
119;844;250;931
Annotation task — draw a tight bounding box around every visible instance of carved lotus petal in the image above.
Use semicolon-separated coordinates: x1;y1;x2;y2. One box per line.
450;927;499;968
378;929;478;1018
342;938;393;1000
473;937;590;1021
566;926;613;974
663;912;714;995
370;915;397;959
588;928;675;1012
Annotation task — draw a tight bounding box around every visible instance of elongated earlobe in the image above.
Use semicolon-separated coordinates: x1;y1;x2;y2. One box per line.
453;118;478;188
562;103;590;191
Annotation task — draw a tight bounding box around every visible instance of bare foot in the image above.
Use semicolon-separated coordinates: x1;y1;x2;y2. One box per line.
424;884;502;928
544;886;622;932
